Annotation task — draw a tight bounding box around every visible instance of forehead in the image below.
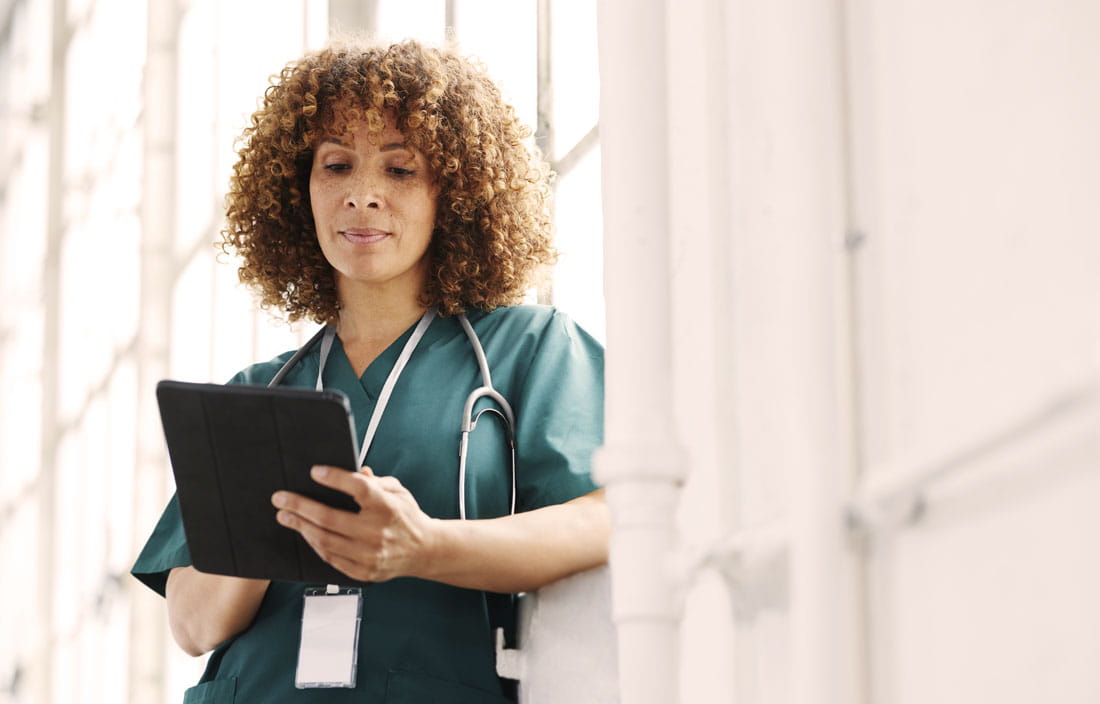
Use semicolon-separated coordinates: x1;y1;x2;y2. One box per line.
320;119;402;143
316;104;413;147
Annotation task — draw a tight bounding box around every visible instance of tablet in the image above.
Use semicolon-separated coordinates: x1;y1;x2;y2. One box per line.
156;380;366;585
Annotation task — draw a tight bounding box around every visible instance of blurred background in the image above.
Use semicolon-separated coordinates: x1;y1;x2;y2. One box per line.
0;0;602;701
3;0;1100;702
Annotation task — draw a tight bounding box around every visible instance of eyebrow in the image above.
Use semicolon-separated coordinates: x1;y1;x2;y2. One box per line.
320;137;410;153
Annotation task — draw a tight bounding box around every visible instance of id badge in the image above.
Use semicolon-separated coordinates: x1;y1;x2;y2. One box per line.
295;585;362;689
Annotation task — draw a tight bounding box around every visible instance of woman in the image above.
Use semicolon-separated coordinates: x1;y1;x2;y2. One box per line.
132;39;608;703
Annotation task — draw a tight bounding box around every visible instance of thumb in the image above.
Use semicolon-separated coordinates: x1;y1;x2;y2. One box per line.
359;465;375;477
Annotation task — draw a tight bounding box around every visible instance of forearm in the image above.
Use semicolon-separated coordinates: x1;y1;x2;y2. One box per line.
418;489;610;594
165;566;270;656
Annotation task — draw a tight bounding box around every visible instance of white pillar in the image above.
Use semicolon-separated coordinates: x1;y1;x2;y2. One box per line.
721;1;866;702
594;1;687;703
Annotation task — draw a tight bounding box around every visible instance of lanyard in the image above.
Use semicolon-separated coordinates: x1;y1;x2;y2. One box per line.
316;309;436;467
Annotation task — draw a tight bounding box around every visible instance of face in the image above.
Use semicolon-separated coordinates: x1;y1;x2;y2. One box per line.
309;117;438;302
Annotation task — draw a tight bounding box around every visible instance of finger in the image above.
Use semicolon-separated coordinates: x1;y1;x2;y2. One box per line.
309;465;374;502
311;465;398;508
352;466;404;493
326;553;377;583
272;490;359;534
276;509;365;567
375;475;406;493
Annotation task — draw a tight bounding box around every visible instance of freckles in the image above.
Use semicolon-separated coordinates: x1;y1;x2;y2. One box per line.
308;176;326;204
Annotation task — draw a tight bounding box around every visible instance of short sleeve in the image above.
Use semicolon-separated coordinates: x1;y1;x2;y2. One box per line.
512;311;604;511
131;493;192;596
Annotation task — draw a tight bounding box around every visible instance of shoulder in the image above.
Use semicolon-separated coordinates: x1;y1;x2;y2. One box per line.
464;305;603;395
225;349;300;387
467;305;603;355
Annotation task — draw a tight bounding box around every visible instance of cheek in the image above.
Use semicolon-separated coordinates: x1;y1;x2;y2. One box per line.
421;198;438;227
420;188;440;227
309;180;335;225
307;177;320;215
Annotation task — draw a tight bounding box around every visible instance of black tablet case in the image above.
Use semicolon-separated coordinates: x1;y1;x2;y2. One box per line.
156;380;366;585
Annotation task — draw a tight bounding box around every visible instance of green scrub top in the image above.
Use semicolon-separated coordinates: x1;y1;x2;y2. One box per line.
132;306;604;703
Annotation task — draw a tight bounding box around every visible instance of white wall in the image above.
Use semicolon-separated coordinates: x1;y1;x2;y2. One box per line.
603;0;1100;701
848;1;1100;701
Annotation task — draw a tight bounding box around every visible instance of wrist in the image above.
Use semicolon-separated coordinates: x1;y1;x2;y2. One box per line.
415;517;452;582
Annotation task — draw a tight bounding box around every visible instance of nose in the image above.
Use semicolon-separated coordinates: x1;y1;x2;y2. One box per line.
345;196;379;209
344;173;382;210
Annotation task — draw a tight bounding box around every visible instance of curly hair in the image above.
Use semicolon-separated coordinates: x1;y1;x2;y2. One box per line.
221;38;556;322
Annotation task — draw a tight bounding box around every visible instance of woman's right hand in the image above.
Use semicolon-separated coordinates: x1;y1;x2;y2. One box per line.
165;566;270;656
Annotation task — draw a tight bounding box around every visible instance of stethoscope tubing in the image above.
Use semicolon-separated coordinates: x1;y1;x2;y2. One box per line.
268;312;517;520
267;326;329;389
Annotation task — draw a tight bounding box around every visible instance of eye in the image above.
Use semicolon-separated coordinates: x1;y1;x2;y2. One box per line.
388;167;415;177
324;163;351;172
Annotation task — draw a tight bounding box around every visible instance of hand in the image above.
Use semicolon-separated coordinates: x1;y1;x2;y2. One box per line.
271;465;435;582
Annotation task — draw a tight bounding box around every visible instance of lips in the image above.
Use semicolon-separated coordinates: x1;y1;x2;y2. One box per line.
340;228;389;245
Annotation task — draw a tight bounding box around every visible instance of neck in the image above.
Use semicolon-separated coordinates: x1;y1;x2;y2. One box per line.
333;285;428;377
336;297;427;347
333;278;428;347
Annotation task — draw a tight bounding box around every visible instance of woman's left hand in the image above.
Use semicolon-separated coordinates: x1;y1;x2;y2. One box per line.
272;465;433;582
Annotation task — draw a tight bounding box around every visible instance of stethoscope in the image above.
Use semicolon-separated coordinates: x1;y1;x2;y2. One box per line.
268;309;516;520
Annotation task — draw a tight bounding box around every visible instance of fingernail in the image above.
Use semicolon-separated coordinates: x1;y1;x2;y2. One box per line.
311;466;329;479
272;492;286;507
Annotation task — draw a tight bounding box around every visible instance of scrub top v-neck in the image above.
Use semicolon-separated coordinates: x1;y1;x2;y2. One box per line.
317;310;436;469
132;305;604;703
322;313;442;443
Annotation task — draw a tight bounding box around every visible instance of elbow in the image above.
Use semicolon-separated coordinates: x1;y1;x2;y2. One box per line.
165;574;215;656
179;641;208;659
164;567;268;657
570;489;612;565
168;613;215;657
